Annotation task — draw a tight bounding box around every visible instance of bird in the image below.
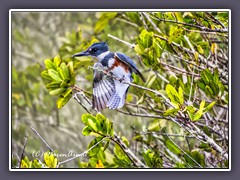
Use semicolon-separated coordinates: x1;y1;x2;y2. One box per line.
72;42;145;112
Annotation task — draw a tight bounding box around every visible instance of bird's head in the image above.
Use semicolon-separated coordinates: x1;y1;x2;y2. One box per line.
72;42;109;59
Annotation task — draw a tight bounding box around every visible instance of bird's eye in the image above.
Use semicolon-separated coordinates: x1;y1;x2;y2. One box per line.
92;48;98;52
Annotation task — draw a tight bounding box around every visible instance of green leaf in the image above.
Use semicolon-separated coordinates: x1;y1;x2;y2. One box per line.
82;113;95;125
82;126;92;136
203;101;216;113
169;75;178;85
192;109;203;121
94;12;117;33
205;85;214;96
60;62;70;79
199;100;205;110
49;87;66;96
48;69;62;82
213;68;220;84
178;87;184;105
60;78;71;88
121;136;130;147
67;61;74;77
46;82;61;89
41;70;52;80
142;149;162;168
134;44;143;55
44;152;58;168
114;143;126;160
53;56;61;67
166;84;180;106
197;45;204;54
20;156;32;168
146;74;157;88
96;113;108;134
175;162;186;168
197;81;205;91
88;118;98;132
184;150;205;167
148;119;161;131
165;139;182;155
57;67;65;80
199;143;212;152
186;105;196;113
97;148;106;163
209;82;219;96
164;108;179;116
174;12;183;22
44;59;55;70
32;159;44;168
168;26;183;44
194;52;199;61
87;137;103;157
56;89;72;108
139;29;153;48
200;70;210;85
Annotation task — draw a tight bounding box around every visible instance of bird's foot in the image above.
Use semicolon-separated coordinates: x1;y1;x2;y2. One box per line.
119;75;125;83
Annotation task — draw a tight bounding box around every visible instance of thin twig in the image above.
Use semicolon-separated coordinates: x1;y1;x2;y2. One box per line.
116;109;168;119
184;35;197;105
31;126;54;153
73;93;91;114
139;131;196;138
139;12;148;30
18;135;29;168
159;61;200;77
112;132;147;168
57;137;108;168
108;34;135;49
166;134;203;168
149;13;228;33
154;34;228;84
206;12;226;29
142;12;162;34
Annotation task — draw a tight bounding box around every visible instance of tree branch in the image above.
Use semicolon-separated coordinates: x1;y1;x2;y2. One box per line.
31;126;54;153
149;13;228;33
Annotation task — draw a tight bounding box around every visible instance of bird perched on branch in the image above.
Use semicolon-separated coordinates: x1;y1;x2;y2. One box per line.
72;42;145;111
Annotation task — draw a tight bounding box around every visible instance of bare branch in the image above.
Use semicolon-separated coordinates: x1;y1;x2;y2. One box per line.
31;126;54;153
18;136;29;168
111;132;147;168
57;137;109;168
149;13;228;33
108;34;135;49
142;12;162;34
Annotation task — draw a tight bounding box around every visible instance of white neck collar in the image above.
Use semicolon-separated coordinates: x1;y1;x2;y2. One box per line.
97;51;110;60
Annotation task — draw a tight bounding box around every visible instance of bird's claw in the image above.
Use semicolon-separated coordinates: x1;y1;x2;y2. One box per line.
119;75;125;83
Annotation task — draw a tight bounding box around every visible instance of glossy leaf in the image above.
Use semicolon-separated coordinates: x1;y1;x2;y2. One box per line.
56;89;72;108
48;69;62;82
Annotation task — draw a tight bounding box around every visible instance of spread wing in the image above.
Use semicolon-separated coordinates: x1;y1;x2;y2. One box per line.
114;52;145;82
107;80;130;109
92;63;116;111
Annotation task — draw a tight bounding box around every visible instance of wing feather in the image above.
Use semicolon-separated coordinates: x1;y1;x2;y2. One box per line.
115;52;145;82
92;62;116;111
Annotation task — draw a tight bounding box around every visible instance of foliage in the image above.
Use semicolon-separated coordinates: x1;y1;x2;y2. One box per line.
12;11;229;169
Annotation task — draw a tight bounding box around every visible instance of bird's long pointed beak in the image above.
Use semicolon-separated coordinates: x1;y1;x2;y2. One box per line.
72;50;90;57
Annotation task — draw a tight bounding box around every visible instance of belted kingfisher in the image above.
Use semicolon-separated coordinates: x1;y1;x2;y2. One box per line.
72;42;145;111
